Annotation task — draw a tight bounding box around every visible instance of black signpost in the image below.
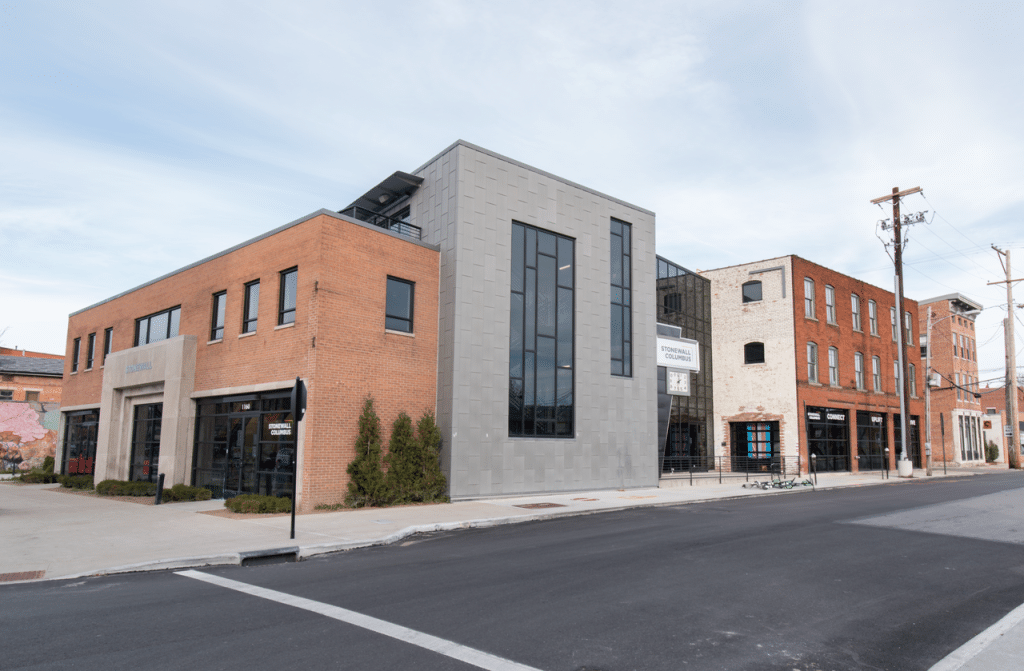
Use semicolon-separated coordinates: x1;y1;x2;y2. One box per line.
289;377;306;540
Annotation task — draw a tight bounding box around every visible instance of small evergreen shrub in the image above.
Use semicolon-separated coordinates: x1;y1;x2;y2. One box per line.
42;456;55;474
986;440;999;463
161;483;213;502
19;470;58;484
58;475;94;490
345;396;388;508
384;412;418;503
416;411;448;503
95;479;158;497
224;494;292;514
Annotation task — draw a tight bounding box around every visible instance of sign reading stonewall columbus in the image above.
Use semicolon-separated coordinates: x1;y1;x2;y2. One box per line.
656;337;699;372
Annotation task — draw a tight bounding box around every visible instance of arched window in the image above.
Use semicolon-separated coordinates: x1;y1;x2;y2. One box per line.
742;280;762;303
745;342;765;364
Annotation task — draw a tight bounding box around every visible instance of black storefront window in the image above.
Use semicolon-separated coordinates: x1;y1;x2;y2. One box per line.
806;407;850;472
130;403;163;482
62;409;99;475
508;221;574;438
610;218;632;377
192;391;294;499
894;414;922;467
855;411;887;471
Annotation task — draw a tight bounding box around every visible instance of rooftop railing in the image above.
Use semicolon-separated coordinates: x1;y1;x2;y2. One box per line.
340;205;422;241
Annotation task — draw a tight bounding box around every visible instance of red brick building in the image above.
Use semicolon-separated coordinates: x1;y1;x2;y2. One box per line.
703;256;925;475
0;348;64;404
917;293;986;466
61;210;439;510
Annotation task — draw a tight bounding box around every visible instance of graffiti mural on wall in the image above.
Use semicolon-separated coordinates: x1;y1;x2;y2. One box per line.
0;401;59;471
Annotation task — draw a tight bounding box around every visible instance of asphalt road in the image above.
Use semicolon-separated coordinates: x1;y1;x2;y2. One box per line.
5;472;1024;671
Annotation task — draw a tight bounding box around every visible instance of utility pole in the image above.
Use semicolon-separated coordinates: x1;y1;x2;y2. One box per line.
925;308;933;476
989;246;1021;469
872;186;923;474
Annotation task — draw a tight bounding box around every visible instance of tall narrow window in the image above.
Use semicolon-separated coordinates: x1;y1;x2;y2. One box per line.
85;333;96;369
610;218;631;377
952;335;958;357
509;221;575;437
904;311;912;343
71;338;80;373
279;267;298;325
807;342;818;383
851;294;861;331
385;277;414;333
243;280;260;334
894;361;901;391
909;364;917;398
211;291;226;340
872;356;881;391
102;327;113;364
869;300;878;335
742;281;762;303
890;307;897;341
804;278;815;318
825;285;837;324
855;352;865;389
828;346;839;386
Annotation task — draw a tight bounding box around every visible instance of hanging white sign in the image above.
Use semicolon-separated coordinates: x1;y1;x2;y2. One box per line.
656;337;699;372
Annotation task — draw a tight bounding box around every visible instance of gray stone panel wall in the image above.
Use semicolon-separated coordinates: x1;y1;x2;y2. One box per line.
415;142;658;498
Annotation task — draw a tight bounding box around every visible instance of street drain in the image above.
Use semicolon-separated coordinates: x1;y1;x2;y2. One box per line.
514;503;567;509
0;571;45;582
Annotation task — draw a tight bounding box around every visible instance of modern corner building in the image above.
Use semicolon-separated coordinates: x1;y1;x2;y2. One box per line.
59;141;665;509
917;293;986;465
701;256;925;475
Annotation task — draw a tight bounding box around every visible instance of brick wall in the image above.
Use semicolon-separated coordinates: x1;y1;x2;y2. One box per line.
792;257;925;470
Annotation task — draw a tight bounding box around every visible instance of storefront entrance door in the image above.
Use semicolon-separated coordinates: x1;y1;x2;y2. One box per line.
225;415;259;496
130;403;163;482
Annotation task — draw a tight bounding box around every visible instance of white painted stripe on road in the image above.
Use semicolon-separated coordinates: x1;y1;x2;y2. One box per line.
177;569;543;671
929;599;1024;671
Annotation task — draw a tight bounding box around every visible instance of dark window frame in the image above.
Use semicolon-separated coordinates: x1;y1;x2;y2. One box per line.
744;342;765;364
509;221;575;438
71;338;80;373
741;280;762;303
102;327;113;364
134;306;182;346
85;332;96;369
278;267;298;326
610;218;632;377
385;276;415;333
211;291;226;341
242;280;260;334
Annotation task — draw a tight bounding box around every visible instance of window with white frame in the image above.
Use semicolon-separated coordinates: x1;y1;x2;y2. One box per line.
804;278;815;318
825;285;837;324
869;299;878;335
807;342;818;383
855;352;865;389
828;347;839;385
852;294;861;331
872;356;881;391
909;364;916;397
890;307;897;341
904;311;912;343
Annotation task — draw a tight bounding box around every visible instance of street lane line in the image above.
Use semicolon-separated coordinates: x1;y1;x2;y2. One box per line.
928;600;1024;671
176;569;543;671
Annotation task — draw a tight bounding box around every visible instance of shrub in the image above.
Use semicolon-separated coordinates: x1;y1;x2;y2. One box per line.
19;470;58;484
345;396;388;508
416;411;448;503
384;412;419;503
161;483;212;502
95;479;158;497
58;475;94;490
224;494;292;514
986;440;1000;463
42;456;55;474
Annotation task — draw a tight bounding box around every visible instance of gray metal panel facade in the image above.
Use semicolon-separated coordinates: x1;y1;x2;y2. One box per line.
415;143;659;498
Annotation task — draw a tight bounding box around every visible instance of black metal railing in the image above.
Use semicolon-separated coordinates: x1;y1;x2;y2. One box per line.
340;205;422;240
661;455;803;485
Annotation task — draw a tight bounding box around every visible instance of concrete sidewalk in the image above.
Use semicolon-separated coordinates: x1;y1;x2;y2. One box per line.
2;466;1021;670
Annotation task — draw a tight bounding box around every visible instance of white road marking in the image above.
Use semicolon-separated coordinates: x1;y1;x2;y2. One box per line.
177;569;543;671
928;599;1024;670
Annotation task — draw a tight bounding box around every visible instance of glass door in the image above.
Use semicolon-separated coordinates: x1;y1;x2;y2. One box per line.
130;403;163;482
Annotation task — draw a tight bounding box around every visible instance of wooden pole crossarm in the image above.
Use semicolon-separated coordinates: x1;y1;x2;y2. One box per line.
987;279;1024;285
870;186;922;205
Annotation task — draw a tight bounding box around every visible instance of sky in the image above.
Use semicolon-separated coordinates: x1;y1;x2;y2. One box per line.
1;0;1022;386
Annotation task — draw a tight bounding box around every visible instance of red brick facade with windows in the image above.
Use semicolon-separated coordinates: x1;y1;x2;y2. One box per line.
0;348;63;404
792;257;925;471
61;210;439;511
